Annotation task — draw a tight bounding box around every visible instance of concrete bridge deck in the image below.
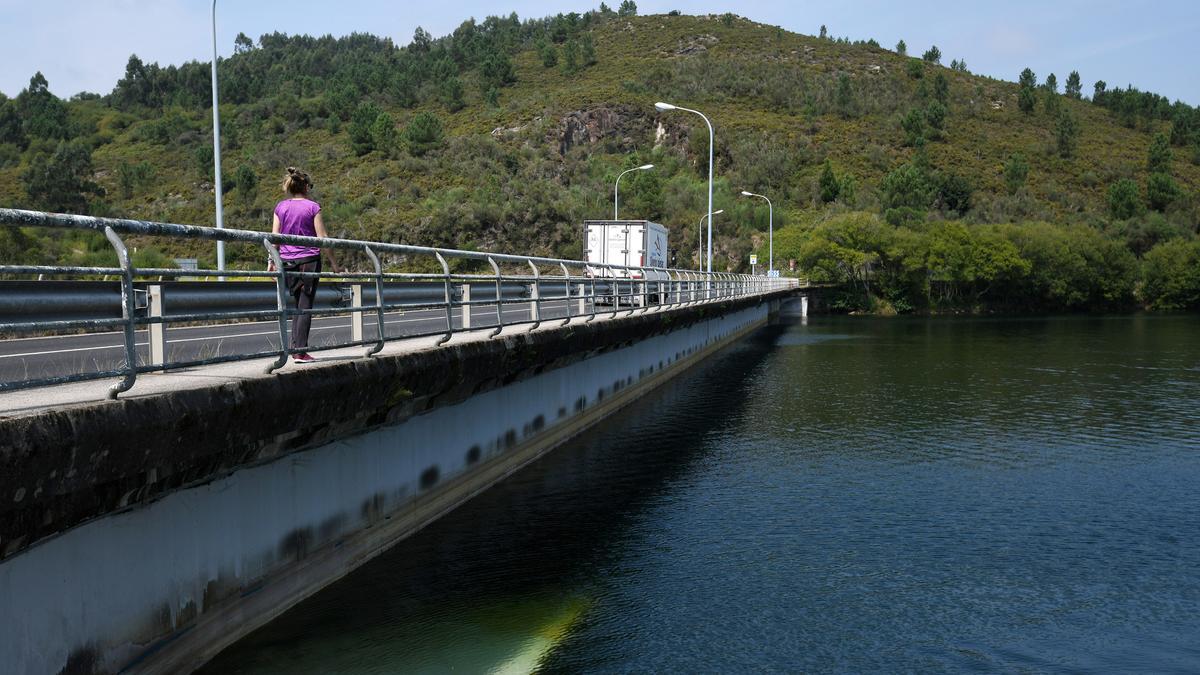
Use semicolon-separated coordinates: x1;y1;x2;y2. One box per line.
0;288;799;675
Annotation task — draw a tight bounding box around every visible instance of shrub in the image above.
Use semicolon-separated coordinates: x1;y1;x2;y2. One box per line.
1142;238;1200;310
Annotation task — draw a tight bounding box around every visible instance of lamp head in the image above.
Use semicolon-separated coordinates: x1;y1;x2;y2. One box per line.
741;190;754;196
713;209;725;215
638;164;655;170
654;102;676;111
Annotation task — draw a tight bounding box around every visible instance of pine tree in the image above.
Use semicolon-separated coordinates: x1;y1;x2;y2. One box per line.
1018;68;1037;114
895;39;906;55
901;108;926;147
1004;153;1029;194
581;34;597;66
617;0;637;16
234;164;258;203
1107;179;1142;219
561;40;580;75
1044;73;1058;94
403;112;444;156
21;140;103;213
1044;86;1061;117
440;77;465;112
925;101;947;140
370;112;398;157
819;159;840;202
1147;133;1172;173
348;102;381;155
922;45;941;64
1065;71;1082;99
932;73;949;104
1147;173;1180;211
1055;109;1079;158
835;74;855;117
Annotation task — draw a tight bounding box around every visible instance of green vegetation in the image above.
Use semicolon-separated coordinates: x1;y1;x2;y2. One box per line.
0;9;1196;313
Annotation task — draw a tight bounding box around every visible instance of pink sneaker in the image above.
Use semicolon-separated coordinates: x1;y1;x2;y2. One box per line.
292;352;315;363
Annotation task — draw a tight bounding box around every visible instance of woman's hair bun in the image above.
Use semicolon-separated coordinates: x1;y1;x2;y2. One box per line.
282;167;312;195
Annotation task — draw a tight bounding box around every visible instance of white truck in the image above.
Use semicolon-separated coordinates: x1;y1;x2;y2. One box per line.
583;220;671;306
583;219;670;276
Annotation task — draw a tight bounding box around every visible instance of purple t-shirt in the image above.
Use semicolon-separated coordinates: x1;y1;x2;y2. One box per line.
275;198;321;260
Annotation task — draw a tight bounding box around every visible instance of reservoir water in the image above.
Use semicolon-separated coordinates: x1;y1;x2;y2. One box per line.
204;315;1200;673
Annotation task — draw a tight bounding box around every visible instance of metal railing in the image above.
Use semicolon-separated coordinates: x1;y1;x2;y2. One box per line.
0;208;798;398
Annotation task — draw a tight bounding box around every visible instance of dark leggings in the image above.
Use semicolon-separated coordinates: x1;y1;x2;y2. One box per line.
285;256;321;350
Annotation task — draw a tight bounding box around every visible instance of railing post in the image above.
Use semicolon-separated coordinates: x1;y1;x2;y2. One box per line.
461;283;471;329
104;226;137;398
363;245;385;357
637;267;648;314
587;270;597;322
559;262;572;327
351;283;364;343
148;284;166;368
487;256;503;338
527;260;541;331
263;240;289;374
609;266;620;318
434;251;453;345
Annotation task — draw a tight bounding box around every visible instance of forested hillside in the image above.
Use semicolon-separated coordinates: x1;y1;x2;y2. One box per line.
1;5;1198;312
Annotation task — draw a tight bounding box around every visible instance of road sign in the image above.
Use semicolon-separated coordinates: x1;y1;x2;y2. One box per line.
750;254;758;265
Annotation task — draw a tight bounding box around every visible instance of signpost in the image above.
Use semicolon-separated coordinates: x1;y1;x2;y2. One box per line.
750;254;758;276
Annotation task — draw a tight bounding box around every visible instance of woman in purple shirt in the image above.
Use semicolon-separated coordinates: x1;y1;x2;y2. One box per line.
270;167;338;363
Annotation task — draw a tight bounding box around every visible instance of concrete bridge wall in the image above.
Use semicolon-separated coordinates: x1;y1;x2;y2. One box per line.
0;292;788;674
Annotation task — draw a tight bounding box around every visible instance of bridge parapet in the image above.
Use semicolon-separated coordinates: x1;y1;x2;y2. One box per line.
0;208;797;400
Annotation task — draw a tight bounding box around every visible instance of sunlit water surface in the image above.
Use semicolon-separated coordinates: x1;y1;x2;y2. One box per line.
204;315;1200;673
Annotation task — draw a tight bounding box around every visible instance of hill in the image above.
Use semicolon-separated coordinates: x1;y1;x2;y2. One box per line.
1;7;1198;312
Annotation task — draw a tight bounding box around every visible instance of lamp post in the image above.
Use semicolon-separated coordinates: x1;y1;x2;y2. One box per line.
656;102;714;273
741;190;773;274
614;164;654;220
210;0;225;276
697;209;724;272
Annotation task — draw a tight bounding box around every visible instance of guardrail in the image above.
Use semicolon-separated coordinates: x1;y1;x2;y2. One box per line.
0;208;799;399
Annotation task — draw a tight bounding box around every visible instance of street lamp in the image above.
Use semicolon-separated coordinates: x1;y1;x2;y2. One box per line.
741;190;773;274
614;164;654;220
656;101;714;273
210;0;225;276
698;209;724;272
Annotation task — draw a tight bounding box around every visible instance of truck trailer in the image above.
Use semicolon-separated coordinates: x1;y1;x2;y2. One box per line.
583;220;671;306
583;219;669;276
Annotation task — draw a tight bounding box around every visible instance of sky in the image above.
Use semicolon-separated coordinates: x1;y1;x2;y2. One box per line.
1;0;1197;105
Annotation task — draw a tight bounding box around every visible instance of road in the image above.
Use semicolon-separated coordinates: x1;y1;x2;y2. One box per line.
0;298;641;384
